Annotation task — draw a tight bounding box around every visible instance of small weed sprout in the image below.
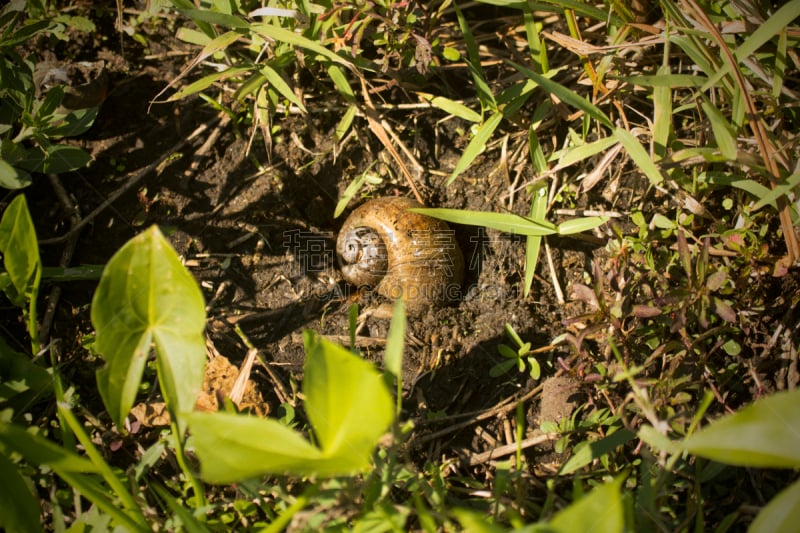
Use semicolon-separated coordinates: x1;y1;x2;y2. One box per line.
491;323;541;380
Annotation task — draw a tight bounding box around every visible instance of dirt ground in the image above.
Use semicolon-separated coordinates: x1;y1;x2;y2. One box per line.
8;4;798;481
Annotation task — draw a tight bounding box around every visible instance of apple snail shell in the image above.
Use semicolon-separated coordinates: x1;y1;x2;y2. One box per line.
336;197;464;312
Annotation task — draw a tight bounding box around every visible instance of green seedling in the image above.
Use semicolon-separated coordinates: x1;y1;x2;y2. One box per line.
491;323;541;380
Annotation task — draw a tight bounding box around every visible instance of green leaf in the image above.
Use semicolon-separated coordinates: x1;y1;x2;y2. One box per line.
549;477;624;532
442;46;460;61
0;194;41;352
452;509;507;533
36;84;65;117
176;8;248;29
699;96;737;160
559;430;636;475
327;64;355;102
528;358;541;380
259;64;306;112
524;181;548;297
614;128;663;185
0;337;51;402
448;111;503;184
637;424;681;455
188;334;394;482
168;66;252;101
749;478;800;533
334;104;357;141
0;451;43;533
652;65;672;160
41;144;92;174
752;172;800;212
557;216;608;235
509;60;613;129
410;207;557;236
0;195;41;308
303;333;394;460
423;94;481;123
384;298;405;381
42;107;98;138
92;226;206;431
250;23;352;67
489;358;517;377
620;74;707;87
0;159;32;189
453;3;496;110
187;410;324;482
497;344;518;360
681;388;800;468
558;136;618;168
0;421;98;473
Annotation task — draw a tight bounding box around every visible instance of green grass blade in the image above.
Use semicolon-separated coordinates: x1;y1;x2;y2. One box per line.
447;111;503;184
259;64;306;112
772;29;787;100
58;405;148;525
151;484;211;533
508;60;613;129
699;96;737;160
618;74;707;87
524;182;548;297
752;172;800;212
419;94;481;123
522;6;548;72
670;35;719;82
652;65;672;160
557;216;609;235
385;298;405;380
385;298;406;415
334;104;357;142
496;78;538;117
327;64;355;101
410;207;557;236
250;23;352;67
558;136;618;168
614;128;663;185
528;126;547;174
453;3;496;110
167;66;252;101
704;173;775;208
175;8;248;30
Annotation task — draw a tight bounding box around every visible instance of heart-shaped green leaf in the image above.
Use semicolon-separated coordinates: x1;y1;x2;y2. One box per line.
92;226;206;431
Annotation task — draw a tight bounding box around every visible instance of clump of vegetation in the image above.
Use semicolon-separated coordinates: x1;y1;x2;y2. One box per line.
1;0;799;531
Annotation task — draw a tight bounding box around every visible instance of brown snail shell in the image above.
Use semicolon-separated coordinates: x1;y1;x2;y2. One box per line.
337;197;464;313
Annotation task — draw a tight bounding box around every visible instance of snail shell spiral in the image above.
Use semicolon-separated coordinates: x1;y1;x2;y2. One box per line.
336;197;464;312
